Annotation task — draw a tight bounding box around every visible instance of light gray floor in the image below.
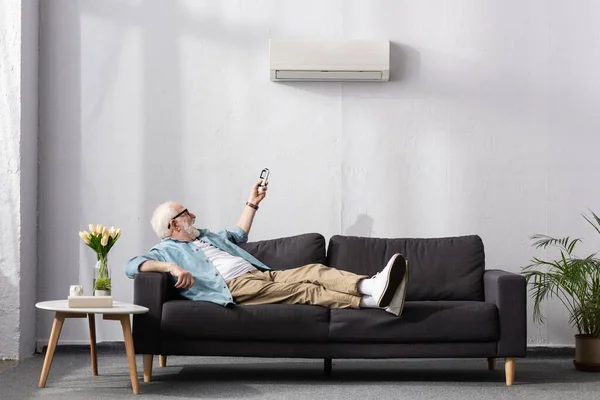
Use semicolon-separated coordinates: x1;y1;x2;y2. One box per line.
1;349;599;400
0;360;18;374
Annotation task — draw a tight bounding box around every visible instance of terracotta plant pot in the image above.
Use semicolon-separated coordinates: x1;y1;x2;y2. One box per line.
574;334;600;372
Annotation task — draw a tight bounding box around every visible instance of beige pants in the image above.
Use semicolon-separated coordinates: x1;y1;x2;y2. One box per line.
227;264;369;309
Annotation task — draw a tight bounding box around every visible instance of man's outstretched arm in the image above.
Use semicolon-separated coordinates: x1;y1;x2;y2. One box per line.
236;179;268;235
139;260;195;289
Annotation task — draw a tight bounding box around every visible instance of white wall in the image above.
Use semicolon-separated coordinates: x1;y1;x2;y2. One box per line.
0;0;21;360
37;0;600;348
0;0;38;360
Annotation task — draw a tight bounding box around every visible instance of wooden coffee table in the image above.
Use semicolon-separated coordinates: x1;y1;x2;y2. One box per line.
36;300;148;394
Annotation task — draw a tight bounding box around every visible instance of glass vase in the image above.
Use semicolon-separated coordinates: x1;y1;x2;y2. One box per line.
93;255;112;296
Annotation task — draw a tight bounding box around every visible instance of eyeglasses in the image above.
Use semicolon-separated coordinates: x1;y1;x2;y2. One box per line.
168;208;189;229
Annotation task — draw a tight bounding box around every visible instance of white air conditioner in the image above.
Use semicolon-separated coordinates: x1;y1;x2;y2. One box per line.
269;40;390;82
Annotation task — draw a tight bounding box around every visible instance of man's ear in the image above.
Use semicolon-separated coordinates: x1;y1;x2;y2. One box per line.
171;220;180;231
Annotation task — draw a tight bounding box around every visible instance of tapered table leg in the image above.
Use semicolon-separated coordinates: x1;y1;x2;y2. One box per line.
119;315;140;394
39;313;66;388
88;314;98;375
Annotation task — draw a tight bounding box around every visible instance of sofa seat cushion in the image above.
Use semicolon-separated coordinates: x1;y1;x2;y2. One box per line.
162;300;330;341
329;301;499;343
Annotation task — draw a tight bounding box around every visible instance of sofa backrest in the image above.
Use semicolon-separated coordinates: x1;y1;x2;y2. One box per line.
240;233;327;270
327;235;485;301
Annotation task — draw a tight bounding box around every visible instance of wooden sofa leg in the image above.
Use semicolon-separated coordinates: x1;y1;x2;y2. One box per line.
143;355;153;383
487;357;496;370
505;357;515;386
159;355;167;367
324;358;332;376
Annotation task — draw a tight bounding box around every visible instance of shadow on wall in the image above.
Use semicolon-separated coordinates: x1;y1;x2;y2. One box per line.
82;0;268;50
390;42;422;85
345;214;374;237
273;43;422;239
37;0;82;341
78;1;272;248
137;0;185;247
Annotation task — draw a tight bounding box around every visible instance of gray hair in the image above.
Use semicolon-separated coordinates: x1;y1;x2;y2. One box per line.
151;201;178;239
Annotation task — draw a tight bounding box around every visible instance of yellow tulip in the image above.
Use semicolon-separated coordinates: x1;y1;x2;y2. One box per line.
78;231;91;244
109;226;117;238
88;224;96;234
116;228;121;239
96;224;102;234
101;234;109;246
102;226;109;237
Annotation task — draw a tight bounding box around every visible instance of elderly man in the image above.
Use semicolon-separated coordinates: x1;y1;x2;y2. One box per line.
125;180;409;316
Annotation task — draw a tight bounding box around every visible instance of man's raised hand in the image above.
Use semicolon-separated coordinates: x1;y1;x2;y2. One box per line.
249;179;268;205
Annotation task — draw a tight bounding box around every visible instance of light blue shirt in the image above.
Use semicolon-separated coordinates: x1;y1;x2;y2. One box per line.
124;227;271;306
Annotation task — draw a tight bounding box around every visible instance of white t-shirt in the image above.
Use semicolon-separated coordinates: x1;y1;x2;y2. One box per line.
193;240;257;282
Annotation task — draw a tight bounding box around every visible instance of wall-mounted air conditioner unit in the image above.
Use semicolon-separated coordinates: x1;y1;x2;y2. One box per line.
269;40;390;82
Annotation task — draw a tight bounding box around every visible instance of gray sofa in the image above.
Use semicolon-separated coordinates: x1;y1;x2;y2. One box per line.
132;233;526;386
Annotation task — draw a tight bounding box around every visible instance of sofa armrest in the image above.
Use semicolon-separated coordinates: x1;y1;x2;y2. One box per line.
132;272;170;355
484;269;527;357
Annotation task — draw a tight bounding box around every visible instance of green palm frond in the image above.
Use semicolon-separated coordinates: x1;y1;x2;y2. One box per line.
522;211;600;338
571;302;600;338
529;234;581;255
523;269;578;325
583;210;600;236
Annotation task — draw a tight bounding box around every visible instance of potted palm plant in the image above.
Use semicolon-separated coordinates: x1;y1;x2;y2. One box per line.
522;211;600;371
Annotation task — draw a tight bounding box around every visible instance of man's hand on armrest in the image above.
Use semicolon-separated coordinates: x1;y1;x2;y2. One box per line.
139;260;195;289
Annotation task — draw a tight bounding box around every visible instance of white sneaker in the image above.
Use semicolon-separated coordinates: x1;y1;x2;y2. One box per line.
371;253;407;308
386;260;409;317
